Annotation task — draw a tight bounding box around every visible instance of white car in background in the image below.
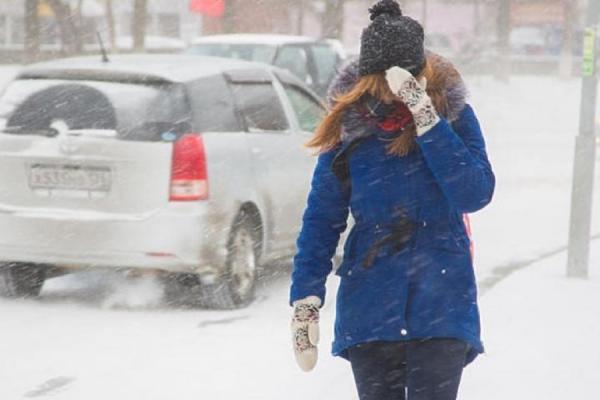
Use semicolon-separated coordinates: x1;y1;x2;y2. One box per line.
186;34;347;97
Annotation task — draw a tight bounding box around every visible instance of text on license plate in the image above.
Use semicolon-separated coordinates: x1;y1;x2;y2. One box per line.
29;164;112;192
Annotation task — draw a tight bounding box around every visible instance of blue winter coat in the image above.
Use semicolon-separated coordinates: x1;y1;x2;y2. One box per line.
290;56;495;365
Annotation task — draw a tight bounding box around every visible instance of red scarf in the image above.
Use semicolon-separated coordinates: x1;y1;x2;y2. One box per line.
376;102;414;132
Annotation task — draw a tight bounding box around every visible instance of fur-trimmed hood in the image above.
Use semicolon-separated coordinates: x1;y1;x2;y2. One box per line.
328;51;468;144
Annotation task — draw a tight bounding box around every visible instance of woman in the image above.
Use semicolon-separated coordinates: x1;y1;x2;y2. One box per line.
290;1;495;399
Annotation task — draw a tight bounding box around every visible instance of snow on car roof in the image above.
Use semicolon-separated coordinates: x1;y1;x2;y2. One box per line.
18;54;268;84
191;34;317;46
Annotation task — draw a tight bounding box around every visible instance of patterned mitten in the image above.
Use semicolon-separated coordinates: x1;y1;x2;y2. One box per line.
385;66;441;136
291;296;321;372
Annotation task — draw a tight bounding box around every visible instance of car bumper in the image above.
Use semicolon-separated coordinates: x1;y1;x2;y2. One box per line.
0;203;231;276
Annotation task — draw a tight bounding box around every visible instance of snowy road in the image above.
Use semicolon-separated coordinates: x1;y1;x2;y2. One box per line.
1;69;599;399
0;271;356;399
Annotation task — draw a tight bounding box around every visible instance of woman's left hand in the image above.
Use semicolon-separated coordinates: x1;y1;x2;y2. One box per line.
291;296;321;372
385;66;440;136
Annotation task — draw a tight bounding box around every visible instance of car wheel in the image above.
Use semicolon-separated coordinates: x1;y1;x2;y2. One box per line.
0;263;46;298
164;211;260;309
202;212;259;309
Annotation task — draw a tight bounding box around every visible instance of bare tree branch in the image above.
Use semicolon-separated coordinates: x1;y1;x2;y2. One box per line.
46;0;84;56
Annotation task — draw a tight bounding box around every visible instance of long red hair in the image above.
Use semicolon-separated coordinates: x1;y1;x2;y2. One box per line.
307;60;445;156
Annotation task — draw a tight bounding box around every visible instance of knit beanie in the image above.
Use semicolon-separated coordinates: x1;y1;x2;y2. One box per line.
359;0;426;77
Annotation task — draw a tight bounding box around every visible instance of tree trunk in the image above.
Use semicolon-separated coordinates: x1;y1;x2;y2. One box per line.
76;0;86;48
223;0;238;34
297;0;305;35
495;0;511;81
47;0;83;56
105;0;117;52
133;0;148;51
474;0;481;36
322;0;345;39
559;0;576;77
76;0;84;20
24;0;40;64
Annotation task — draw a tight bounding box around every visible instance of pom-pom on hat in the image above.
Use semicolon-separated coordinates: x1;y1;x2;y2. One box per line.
359;0;426;77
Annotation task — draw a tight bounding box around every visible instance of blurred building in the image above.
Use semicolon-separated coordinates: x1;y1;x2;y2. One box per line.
199;0;373;52
0;0;584;70
0;0;203;62
198;0;496;54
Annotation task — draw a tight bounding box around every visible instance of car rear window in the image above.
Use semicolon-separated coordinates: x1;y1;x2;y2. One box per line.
230;82;289;132
0;79;191;142
187;76;242;132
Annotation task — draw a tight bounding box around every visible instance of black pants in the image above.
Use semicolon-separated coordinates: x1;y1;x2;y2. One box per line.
347;339;468;400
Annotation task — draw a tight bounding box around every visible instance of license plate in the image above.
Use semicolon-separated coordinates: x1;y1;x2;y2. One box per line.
29;164;112;192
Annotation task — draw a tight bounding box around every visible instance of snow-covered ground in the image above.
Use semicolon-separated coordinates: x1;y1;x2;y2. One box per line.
469;75;600;282
2;243;598;399
0;68;599;399
461;240;600;400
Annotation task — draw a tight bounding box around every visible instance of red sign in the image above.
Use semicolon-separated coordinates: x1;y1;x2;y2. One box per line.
511;2;565;26
190;0;225;18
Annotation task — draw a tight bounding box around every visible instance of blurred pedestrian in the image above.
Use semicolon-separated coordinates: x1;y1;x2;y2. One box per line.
290;1;495;399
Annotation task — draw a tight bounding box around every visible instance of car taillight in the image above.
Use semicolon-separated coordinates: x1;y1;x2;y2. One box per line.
170;134;209;201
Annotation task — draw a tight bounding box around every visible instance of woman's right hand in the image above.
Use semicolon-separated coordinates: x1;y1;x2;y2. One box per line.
291;296;321;372
385;66;440;136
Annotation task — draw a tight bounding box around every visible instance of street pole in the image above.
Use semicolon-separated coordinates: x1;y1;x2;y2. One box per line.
566;0;600;278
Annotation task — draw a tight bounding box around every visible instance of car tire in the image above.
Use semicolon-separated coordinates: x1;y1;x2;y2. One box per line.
201;211;260;309
0;263;46;298
164;211;260;309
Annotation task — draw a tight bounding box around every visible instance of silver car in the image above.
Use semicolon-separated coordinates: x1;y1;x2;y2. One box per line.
0;54;325;308
186;34;347;97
